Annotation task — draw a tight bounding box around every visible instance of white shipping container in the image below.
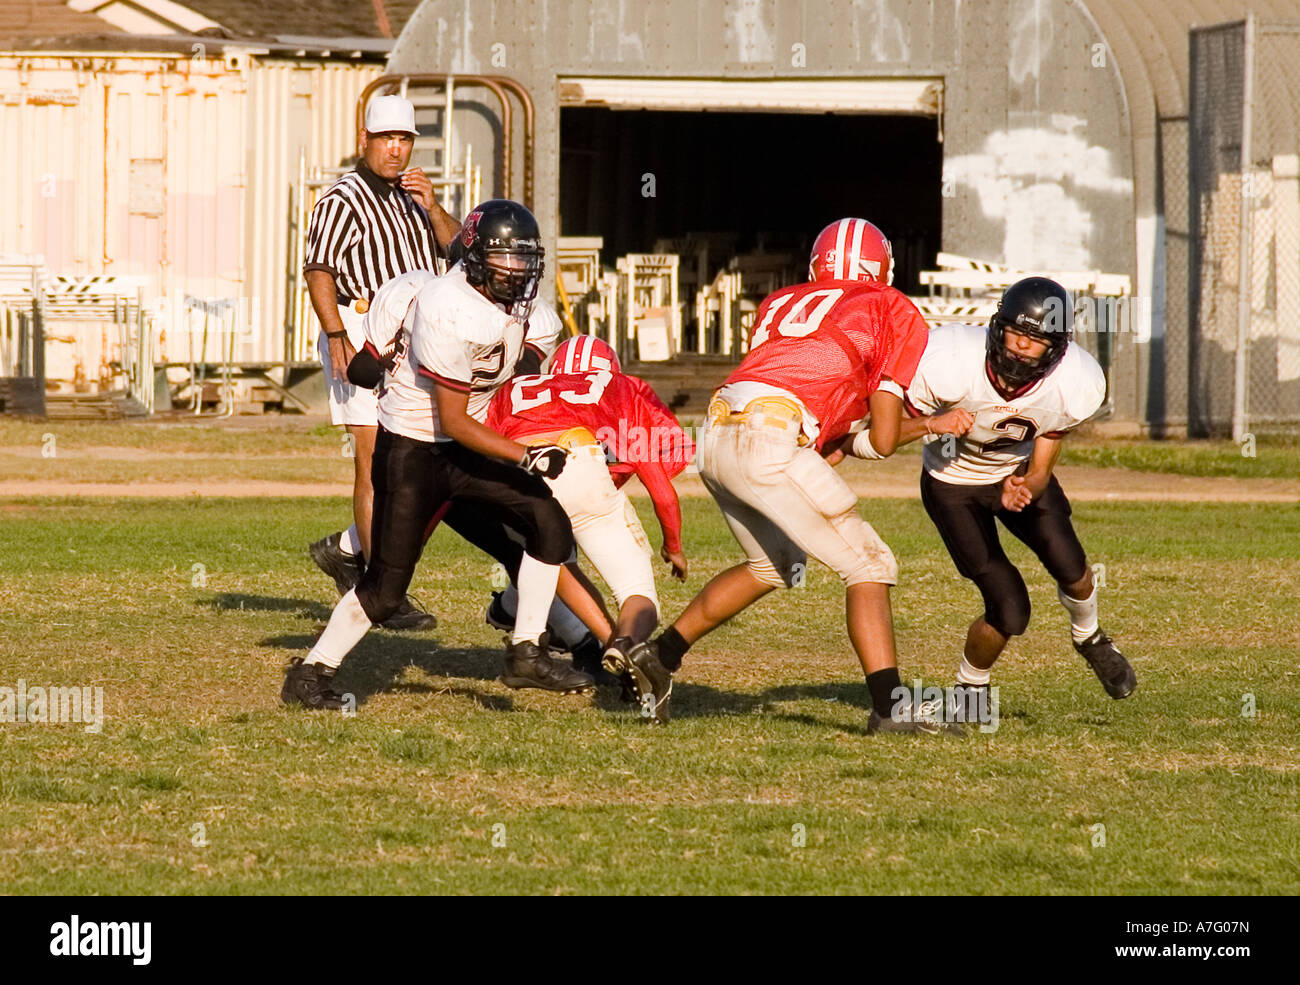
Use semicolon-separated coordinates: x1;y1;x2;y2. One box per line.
0;50;380;381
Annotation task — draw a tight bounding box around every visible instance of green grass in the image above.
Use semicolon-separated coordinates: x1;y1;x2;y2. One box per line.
1060;433;1300;478
0;495;1297;894
4;418;1300;482
0;419;342;455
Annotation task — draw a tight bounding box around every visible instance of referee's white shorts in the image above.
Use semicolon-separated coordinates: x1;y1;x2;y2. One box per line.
316;303;378;427
543;439;659;614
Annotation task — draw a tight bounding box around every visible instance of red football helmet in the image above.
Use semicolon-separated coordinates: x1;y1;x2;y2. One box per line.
552;334;621;375
808;218;894;286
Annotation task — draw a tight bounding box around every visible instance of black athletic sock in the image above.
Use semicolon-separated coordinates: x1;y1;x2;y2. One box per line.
866;667;904;718
656;627;689;672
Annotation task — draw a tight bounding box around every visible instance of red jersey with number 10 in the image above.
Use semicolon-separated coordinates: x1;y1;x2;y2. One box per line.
486;370;694;553
724;280;931;449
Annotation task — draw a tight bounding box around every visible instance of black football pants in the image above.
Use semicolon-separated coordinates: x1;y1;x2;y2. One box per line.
920;470;1088;638
355;427;574;624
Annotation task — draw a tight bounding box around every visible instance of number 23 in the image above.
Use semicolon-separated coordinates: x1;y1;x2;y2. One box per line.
510;370;612;413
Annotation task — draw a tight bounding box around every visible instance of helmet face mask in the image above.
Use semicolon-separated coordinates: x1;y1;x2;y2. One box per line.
459;199;546;314
986;277;1072;388
480;250;543;308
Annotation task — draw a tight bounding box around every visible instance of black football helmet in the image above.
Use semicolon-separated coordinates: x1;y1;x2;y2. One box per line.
459;199;544;311
986;276;1072;387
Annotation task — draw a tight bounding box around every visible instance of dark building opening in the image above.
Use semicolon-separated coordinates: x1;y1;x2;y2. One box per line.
559;107;943;302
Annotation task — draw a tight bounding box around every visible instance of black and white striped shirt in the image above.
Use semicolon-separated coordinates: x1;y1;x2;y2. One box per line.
303;162;438;301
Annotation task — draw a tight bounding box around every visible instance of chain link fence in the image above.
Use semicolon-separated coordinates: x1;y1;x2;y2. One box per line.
1154;115;1189;435
1189;19;1300;437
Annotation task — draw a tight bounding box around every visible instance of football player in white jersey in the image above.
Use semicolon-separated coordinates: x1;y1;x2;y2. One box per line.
896;276;1136;713
281;200;595;709
343;264;616;665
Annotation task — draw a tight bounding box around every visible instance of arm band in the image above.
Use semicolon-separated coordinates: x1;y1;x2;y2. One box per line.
850;430;888;460
876;378;905;400
325;330;348;339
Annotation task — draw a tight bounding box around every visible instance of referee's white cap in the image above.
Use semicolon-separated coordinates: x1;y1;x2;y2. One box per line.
364;95;418;136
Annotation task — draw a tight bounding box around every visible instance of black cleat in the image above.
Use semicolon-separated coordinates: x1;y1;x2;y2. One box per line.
867;697;963;736
309;532;363;595
379;595;438;632
598;636;640;704
948;682;991;724
484;591;515;633
605;637;672;724
571;633;627;691
281;658;348;711
501;634;595;694
1074;629;1136;699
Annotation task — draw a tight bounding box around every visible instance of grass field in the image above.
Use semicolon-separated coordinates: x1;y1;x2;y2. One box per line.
2;478;1298;894
2;419;1300;485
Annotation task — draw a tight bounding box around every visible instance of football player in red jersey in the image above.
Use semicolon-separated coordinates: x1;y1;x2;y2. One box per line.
649;218;967;732
485;335;694;708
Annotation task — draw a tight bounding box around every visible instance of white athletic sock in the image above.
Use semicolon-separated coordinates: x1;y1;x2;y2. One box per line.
956;657;992;687
1058;585;1100;643
500;582;587;649
512;553;560;645
547;600;589;651
305;589;372;670
339;524;361;557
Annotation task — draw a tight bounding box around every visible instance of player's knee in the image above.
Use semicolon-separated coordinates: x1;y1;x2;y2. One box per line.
525;499;574;566
833;513;898;587
355;583;401;624
974;562;1030;636
985;591;1031;637
1061;565;1092;598
746;555;791;589
616;590;661;621
843;547;899;588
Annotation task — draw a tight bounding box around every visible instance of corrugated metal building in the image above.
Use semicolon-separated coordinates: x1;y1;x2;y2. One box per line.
388;0;1300;431
0;29;382;382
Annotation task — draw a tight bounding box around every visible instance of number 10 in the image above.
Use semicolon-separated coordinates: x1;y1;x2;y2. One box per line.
750;288;845;348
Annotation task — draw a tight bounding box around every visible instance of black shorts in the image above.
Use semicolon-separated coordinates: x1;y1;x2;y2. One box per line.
920;470;1088;636
354;428;573;623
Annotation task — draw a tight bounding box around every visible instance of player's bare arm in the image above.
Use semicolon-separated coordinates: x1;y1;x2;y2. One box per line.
434;383;528;463
631;462;689;581
1002;434;1063;512
305;269;355;380
846;388;906;459
897;406;975;446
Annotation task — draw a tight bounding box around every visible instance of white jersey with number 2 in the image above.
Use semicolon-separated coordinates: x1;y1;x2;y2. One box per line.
361;264;560;443
905;324;1106;485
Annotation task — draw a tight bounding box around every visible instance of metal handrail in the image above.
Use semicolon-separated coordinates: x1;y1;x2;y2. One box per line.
357;73;519;200
485;75;536;209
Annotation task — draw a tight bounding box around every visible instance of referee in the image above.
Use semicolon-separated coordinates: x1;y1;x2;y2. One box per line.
302;94;460;630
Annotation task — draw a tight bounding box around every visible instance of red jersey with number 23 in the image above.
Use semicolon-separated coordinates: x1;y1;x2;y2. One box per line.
724;280;931;450
486;370;694;553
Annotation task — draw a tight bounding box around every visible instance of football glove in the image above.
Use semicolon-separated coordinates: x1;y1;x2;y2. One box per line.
346;346;383;389
518;444;568;479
